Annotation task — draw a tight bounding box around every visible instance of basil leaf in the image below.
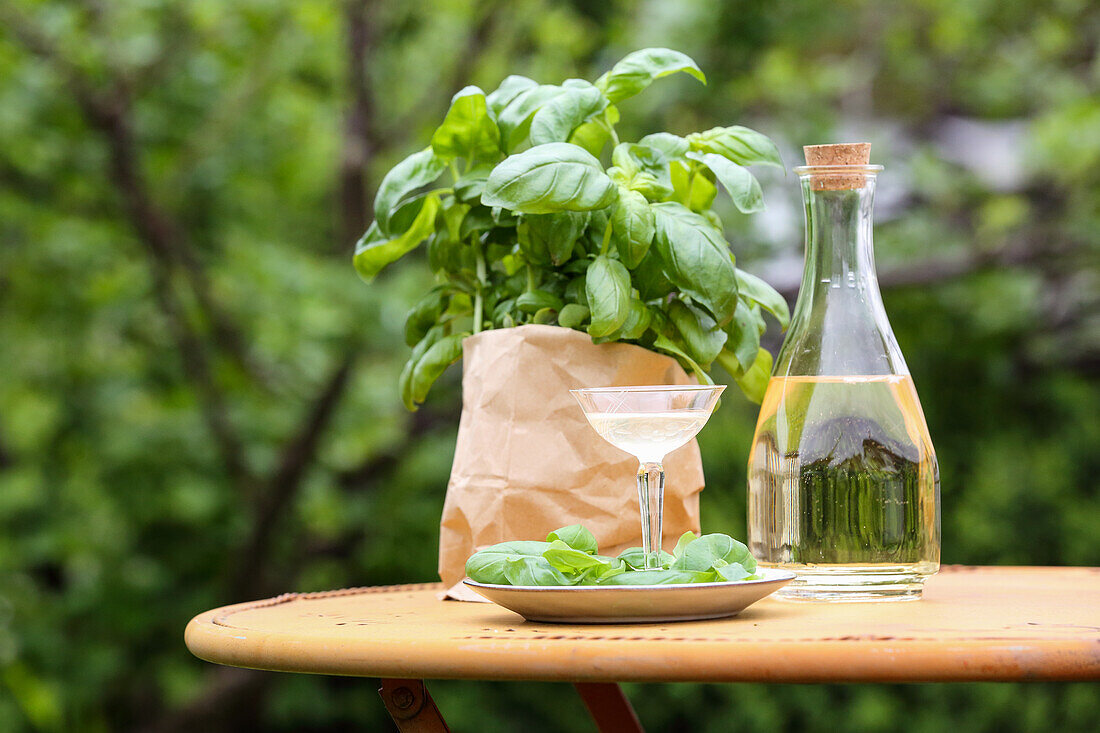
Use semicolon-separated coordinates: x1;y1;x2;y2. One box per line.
617;299;652;340
373;148;446;236
585;255;631;338
409;332;466;407
529;81;608;146
486;75;538;117
493;84;566;151
598;569;713;585
716;563;753;581
516;289;563;314
399;326;443;411
595;48;706;103
668;299;727;367
430;86;501;164
651;333;714;386
671;533;756;574
721;299;763;373
568;119;611;157
404;287;447;347
465;540;551;584
610;189;655;268
672;531;697;559
637;132;690;160
687;125;784;169
543;542;621;577
354;195;441;282
735;268;790;329
617;547;675;570
517;211;589;265
632;250;674;300
546;524;599;553
503;555;575;586
733;347;773;404
557;303;589;330
686;151;764;214
651;202;738;325
482;143;617;214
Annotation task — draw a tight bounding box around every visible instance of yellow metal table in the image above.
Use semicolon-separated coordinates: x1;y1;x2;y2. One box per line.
185;566;1100;731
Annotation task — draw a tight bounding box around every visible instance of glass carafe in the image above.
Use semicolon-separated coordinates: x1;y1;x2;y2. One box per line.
747;144;940;601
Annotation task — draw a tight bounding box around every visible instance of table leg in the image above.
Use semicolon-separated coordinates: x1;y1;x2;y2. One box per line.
378;678;451;732
573;683;645;733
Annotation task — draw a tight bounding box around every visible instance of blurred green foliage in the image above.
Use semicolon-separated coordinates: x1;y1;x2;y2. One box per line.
0;0;1097;731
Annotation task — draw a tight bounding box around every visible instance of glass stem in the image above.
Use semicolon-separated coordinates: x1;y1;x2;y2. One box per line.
636;461;665;569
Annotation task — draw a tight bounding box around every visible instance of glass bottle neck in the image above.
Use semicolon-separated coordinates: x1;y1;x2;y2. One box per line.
775;174;909;377
801;180;880;304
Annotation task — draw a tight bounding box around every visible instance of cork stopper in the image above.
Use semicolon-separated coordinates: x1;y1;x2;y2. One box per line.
802;143;872;190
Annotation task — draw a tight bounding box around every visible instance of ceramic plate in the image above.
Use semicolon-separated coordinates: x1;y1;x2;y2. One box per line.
463;568;796;623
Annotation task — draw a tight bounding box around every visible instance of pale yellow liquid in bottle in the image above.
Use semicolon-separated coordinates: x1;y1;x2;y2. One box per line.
747;375;940;600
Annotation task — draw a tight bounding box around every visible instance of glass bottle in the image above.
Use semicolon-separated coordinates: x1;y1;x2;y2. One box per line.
747;143;940;601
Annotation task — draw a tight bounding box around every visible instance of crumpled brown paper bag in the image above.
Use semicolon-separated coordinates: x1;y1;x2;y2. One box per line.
439;324;705;600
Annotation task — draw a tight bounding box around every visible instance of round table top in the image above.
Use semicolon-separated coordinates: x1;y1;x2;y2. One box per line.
185;565;1100;683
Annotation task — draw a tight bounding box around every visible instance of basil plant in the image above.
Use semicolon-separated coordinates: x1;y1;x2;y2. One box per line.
354;48;789;410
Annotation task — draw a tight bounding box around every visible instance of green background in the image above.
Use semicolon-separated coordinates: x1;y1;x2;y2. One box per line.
1;0;1097;730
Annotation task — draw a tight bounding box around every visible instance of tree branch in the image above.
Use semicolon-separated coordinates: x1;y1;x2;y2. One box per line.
338;0;376;252
229;347;359;599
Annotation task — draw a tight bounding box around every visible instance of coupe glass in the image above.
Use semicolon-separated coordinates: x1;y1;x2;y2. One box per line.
571;385;725;569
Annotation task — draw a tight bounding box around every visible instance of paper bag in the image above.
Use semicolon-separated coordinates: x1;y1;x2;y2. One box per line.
439;324;705;599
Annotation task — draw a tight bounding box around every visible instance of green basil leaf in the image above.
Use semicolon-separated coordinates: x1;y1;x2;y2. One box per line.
668;299;727;367
373;148;446;236
568;119;611;157
672;531;697;559
529;81;609;146
585;255;631;338
733;347;773;404
651;202;738;325
651;333;714;385
354;195;441;282
610;188;656;268
557;303;590;330
543;542;621;577
399;326;444;411
671;533;756;574
735;268;790;329
409;332;466;407
617;299;652;340
687;125;784;169
486;75;538;117
637;133;690;160
632;250;674;300
503;555;575;586
721;299;762;373
564;275;589;307
595;48;706;103
716;563;753;581
686;151;764;214
597;568;713;585
617;547;675;571
430;86;501;164
627;172;675;201
453;163;494;203
516;289;564;314
484;141;620;211
458;206;496;239
482;143;617;214
516;211;589;265
465;540;551;584
404;287;447;347
493;84;566;152
546;524;598;553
